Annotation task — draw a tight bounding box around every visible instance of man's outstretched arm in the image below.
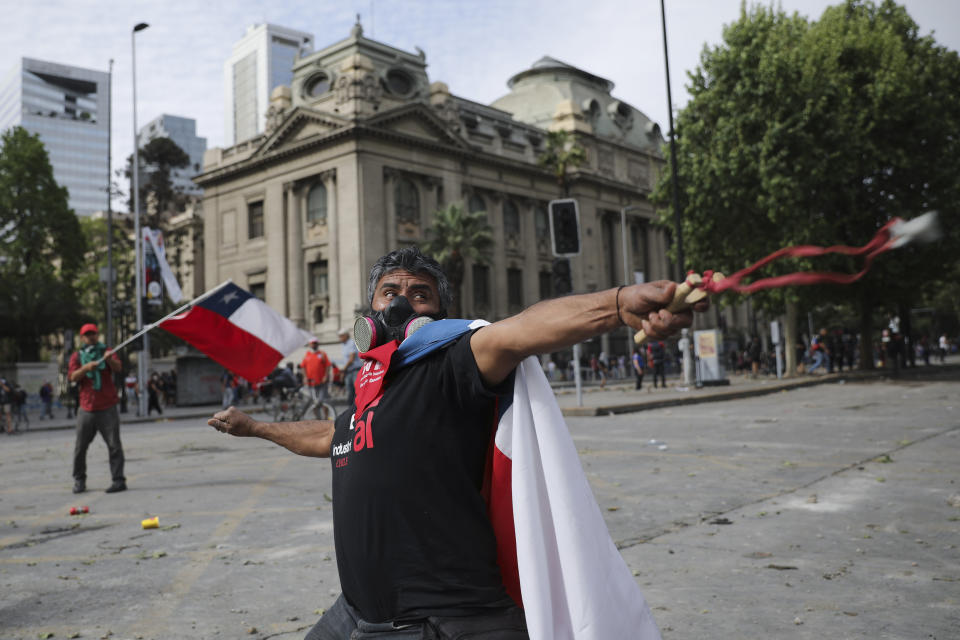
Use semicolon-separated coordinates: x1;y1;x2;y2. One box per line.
208;407;335;458
471;281;707;387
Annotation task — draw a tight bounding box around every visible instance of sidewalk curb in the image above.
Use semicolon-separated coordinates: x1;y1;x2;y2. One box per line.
560;365;958;417
18;407;225;434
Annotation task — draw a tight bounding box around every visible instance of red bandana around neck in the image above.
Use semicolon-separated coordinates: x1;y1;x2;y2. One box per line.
353;341;398;423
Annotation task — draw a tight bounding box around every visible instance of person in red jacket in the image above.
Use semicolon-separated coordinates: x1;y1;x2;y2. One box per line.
301;338;332;418
68;323;125;494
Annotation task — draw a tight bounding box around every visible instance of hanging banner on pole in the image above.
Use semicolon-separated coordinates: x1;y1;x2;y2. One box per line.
143;227;183;304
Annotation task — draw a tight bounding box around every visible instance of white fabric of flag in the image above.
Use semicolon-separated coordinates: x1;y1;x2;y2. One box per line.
504;356;662;640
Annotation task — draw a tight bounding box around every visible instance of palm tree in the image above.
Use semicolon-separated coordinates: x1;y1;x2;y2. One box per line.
423;202;494;317
537;129;586;197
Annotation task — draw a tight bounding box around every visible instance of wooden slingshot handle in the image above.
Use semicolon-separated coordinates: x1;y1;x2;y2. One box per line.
633;272;724;345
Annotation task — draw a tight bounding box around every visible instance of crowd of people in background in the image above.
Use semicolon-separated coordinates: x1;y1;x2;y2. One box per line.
0;368;182;425
220;355;352;410
540;324;956;389
1;324;956;424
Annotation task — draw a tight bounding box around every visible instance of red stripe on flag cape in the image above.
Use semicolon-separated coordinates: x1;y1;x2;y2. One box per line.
159;282;313;382
484;356;661;640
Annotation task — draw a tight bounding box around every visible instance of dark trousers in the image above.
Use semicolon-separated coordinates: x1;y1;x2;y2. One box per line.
305;594;529;640
73;405;125;483
345;369;360;407
635;371;644;389
652;363;666;387
148;391;163;415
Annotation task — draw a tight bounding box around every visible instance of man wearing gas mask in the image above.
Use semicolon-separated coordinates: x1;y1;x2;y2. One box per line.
209;246;706;639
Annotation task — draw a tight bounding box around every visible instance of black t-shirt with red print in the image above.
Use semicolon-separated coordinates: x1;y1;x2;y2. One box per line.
330;332;514;623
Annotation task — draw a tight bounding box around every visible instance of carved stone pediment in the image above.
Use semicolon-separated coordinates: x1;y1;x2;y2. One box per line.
364;103;471;152
253;108;350;158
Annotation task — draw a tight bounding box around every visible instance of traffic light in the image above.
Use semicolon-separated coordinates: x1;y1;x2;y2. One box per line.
552;257;573;295
548;199;581;257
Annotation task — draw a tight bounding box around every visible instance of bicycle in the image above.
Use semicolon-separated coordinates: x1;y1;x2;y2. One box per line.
270;386;337;422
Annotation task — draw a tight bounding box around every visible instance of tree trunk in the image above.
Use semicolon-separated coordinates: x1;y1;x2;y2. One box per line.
784;299;798;377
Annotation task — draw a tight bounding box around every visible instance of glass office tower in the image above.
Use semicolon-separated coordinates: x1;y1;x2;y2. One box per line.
224;23;314;146
0;57;109;216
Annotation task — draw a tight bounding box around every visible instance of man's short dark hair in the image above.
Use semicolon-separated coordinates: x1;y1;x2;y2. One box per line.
367;247;452;317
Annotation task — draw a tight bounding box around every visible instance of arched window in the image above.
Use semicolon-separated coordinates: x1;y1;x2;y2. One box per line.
395;178;420;224
468;194;486;214
503;199;520;238
306;183;327;224
534;204;550;254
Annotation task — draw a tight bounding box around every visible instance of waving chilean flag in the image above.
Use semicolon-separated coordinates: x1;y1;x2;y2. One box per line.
397;320;661;640
159;282;313;382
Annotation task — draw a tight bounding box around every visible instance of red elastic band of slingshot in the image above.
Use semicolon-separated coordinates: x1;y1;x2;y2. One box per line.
700;218;902;295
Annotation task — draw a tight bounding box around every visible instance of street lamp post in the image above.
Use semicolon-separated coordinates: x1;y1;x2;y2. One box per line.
620;205;643;359
660;0;684;277
132;22;149;417
106;58;114;350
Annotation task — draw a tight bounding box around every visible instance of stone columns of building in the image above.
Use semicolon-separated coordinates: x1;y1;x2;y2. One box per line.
487;192;507;318
422;175;442;225
265;182;287;313
519;197;539;304
284;180;305;328
321;169;340;329
383;166;398;251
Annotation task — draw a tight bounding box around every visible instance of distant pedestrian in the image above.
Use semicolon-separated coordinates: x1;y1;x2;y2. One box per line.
39;380;54;419
748;336;762;377
0;377;13;434
590;355;607;388
632;348;646;390
68;323;126;494
939;334;948;363
124;373;139;416
65;379;79;419
12;384;28;430
147;372;163;416
301;338;332;417
221;370;235;408
648;340;667;388
808;329;830;374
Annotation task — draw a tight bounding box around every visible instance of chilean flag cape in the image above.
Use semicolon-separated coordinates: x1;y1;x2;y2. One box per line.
395;319;661;640
159;282;314;382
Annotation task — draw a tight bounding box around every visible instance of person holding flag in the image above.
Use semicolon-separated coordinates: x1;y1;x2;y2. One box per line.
68;324;126;494
209;247;705;640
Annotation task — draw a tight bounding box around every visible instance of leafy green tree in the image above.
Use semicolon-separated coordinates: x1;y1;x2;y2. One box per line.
537;130;586;197
0;127;86;361
653;0;960;371
76;215;137;346
125;136;190;227
423;202;494;317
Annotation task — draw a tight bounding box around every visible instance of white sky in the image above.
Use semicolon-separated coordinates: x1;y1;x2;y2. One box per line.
3;0;958;206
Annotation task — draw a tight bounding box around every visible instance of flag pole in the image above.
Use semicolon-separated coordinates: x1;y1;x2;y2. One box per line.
99;280;234;363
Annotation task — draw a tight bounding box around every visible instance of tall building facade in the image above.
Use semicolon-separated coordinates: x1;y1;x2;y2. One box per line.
138;114;207;199
0;57;109;215
198;22;707;362
223;23;314;146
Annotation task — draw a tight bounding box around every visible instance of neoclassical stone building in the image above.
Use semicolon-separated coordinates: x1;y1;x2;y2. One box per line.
196;22;682;355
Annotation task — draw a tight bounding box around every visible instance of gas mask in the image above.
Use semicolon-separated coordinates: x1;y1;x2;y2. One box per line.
353;295;436;352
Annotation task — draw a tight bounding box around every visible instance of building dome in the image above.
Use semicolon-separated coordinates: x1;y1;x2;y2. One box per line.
492;56;662;150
